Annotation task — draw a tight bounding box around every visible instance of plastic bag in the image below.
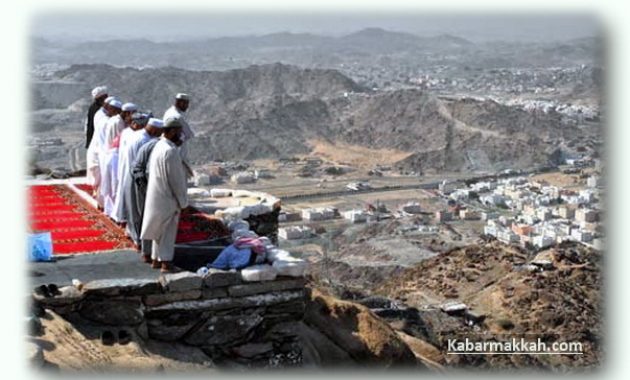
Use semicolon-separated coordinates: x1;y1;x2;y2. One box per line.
28;232;53;262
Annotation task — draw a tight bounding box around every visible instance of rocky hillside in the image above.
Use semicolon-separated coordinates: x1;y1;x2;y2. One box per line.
375;241;602;369
31;63;585;172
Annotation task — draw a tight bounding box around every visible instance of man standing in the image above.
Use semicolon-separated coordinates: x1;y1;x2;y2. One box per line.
100;100;130;218
87;95;117;208
111;103;140;222
85;86;108;149
125;117;163;259
141;118;188;272
163;93;194;175
131;120;163;262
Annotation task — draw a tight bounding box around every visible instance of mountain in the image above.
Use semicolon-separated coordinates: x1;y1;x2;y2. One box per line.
31;63;586;172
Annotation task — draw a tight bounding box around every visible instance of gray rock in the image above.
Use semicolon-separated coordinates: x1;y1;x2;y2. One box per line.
79;298;144;326
266;300;306;316
203;269;241;288
201;287;229;300
185;314;263;346
233;342;274;358
159;272;203;292
33;285;84;307
146;290;305;314
143;290;202;307
227;278;305;297
83;278;161;297
146;319;198;341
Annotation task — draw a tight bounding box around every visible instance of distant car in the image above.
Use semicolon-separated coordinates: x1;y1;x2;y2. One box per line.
346;182;371;191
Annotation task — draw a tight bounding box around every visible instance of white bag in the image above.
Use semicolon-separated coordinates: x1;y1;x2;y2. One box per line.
266;248;292;262
241;264;278;282
272;257;308;277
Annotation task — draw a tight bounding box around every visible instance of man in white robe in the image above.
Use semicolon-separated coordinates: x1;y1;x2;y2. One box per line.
111;103;139;222
101;101;136;220
121;116;163;258
163;93;194;176
141;118;188;272
86;95;115;208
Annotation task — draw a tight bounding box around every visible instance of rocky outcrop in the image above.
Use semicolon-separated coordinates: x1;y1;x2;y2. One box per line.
299;288;420;368
32;271;307;367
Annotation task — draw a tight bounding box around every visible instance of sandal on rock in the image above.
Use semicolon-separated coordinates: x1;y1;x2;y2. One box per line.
101;331;116;346
118;330;132;345
47;284;61;297
35;285;51;298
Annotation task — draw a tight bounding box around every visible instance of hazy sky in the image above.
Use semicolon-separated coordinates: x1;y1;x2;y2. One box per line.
31;12;601;43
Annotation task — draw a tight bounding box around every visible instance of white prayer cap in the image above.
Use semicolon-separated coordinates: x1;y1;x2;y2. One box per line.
109;100;122;109
122;102;138;112
147;118;164;128
175;93;190;101
91;86;108;99
105;96;118;104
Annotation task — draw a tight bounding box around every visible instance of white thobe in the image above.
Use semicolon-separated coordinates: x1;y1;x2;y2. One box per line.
101;146;119;218
163;106;195;170
113;129;153;223
163;106;195;140
111;127;136;222
140;138;188;262
86;108;109;206
99;115;126;216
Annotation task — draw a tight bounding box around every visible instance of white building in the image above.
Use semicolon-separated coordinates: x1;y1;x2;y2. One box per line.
302;207;337;221
497;230;520;244
571;229;593;242
231;172;256;184
533;235;555;249
575;208;597;223
536;208;553;222
343;210;367;224
278;226;313;240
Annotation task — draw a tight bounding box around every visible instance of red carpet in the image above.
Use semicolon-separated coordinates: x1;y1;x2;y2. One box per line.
72;184;230;245
28;185;135;255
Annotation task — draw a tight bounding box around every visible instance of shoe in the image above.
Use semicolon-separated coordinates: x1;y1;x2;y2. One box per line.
47;284;61;297
160;262;175;273
35;285;51;298
142;255;152;264
151;260;161;269
118;330;131;345
101;331;115;346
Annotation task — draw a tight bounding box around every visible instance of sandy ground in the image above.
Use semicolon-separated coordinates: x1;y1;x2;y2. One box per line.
32;310;214;373
306;139;414;169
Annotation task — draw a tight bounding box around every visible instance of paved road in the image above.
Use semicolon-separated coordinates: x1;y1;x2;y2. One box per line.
29;250;160;290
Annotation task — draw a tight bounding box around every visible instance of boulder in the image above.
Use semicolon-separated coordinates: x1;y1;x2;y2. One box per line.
79;297;144;326
83;278;161;297
159;272;203;292
203;268;241;288
185;313;263;346
143;290;202;307
232;342;274;359
227;278;305;297
241;265;278;282
33;285;84;307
